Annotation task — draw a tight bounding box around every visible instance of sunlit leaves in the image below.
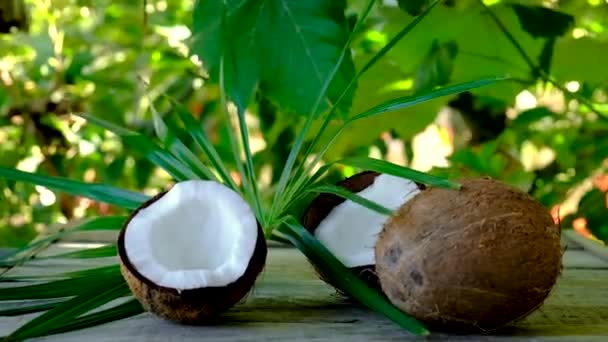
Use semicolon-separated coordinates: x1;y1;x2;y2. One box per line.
349;76;508;122
191;0;356;116
414;40;458;93
511;5;574;39
0;168;148;210
398;0;431;17
79;114;199;181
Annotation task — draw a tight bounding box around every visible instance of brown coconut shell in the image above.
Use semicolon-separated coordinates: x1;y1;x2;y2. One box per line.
117;191;267;324
302;171;381;291
302;171;424;292
375;178;563;333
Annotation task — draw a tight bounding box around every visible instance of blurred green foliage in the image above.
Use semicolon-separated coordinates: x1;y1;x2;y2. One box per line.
1;0;607;247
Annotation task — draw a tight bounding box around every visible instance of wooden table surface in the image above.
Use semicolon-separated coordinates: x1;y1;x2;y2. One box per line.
1;230;608;341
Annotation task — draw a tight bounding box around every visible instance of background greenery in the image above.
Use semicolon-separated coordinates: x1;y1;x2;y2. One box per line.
1;0;607;247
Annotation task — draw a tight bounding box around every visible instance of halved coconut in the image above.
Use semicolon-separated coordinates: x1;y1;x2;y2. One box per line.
117;180;267;324
302;171;423;290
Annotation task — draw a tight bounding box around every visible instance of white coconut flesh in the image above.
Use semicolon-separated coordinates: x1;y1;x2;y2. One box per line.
123;180;258;291
314;174;421;268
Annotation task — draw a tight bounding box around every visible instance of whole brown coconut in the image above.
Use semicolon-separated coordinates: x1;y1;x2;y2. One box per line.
375;178;563;333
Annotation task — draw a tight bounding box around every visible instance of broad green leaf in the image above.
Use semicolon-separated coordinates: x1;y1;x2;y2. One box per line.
511;5;574;39
553;37;608;84
398;0;431;17
80;114;198;181
537;38;555;76
380;4;532;104
149;102;217;181
348;76;508;122
0;168;147;209
44;299;143;338
191;0;356;116
276;216;428;336
276;0;437;214
509;107;556;129
414;40;458;93
337;156;460;189
269;0;379;221
318;59;438;161
6;276;130;341
308;184;393;216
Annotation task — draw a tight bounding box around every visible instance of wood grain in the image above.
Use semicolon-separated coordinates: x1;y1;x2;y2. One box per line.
1;235;608;341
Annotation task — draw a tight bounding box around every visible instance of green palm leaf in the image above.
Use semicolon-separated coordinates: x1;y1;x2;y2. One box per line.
38;244;117;260
308;184;393;216
276;216;429;336
0;265;120;282
287;0;442;199
0;168;147;210
167;96;238;190
336;156;461;189
43;299;143;338
6;276;131;341
347;76;509;123
0;216;126;263
149;101;218;181
0;269;122;300
0;299;65;316
79;113;199;181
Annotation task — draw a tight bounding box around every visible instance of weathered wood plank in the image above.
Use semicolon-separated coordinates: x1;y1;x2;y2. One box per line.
564;231;608;261
2;245;608;341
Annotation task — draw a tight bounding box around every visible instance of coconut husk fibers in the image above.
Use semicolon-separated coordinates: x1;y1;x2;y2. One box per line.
375;178;563;333
117;192;267;324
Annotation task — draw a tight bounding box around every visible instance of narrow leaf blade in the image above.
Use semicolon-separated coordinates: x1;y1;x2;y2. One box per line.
79;113;198;181
277;216;429;336
168;96;237;190
349;77;509;122
0;265;120;283
0;269;122;300
0;216;126;263
0;299;65;316
149;102;217;181
42;244;117;260
0;168;148;210
7;276;129;341
45;299;143;337
308;184;393;216
337;156;460;189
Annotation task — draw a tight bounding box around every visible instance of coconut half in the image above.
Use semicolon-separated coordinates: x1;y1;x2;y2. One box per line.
302;171;423;290
117;180;267;324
